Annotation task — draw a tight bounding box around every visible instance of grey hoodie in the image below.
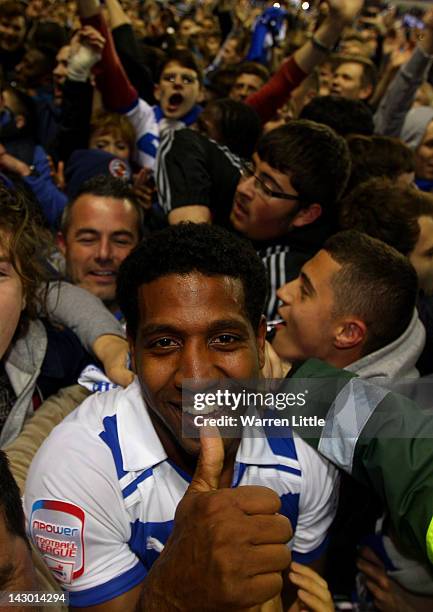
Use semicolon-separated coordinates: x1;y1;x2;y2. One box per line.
400;106;433;150
345;309;425;383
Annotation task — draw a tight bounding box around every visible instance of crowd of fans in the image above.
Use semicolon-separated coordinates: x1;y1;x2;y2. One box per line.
1;0;433;610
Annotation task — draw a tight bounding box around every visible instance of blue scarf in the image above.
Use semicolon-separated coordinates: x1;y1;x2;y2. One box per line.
246;6;288;65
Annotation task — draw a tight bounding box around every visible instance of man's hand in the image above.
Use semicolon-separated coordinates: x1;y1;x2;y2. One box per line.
326;0;364;26
261;341;291;379
142;431;293;611
0;143;32;177
67;26;105;82
356;547;413;612
295;0;364;73
132;168;154;216
92;334;133;387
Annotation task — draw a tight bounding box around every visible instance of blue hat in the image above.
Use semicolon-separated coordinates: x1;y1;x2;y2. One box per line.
65;149;132;200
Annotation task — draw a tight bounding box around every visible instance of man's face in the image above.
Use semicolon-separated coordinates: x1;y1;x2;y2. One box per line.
14;49;47;88
52;45;71;102
230;73;264;102
273;250;340;362
0;14;26;52
0;238;25;360
129;272;266;457
0;514;38;604
58;195;140;308
230;154;303;242
179;18;199;40
221;39;241;66
205;35;221;59
154;61;202;120
415;120;433;180
409;215;433;295
331;62;371;100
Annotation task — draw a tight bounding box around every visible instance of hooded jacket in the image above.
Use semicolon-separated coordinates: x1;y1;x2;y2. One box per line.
345;309;425;383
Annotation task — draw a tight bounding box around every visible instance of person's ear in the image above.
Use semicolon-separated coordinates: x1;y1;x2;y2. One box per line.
359;84;373;100
154;83;161;102
257;315;267;369
56;231;67;256
334;319;367;350
291;203;322;228
127;330;137;373
197;86;204;104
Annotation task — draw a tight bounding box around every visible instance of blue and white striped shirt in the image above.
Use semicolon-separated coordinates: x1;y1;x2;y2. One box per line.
24;379;338;608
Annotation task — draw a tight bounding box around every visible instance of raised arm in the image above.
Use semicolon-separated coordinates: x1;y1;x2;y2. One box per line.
374;9;433;137
77;0;138;111
106;0;155;104
246;0;364;124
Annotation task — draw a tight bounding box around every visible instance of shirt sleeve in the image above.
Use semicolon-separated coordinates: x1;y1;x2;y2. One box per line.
156;129;212;214
246;56;307;125
126;98;159;171
291;434;339;563
24;420;146;607
44;282;125;353
81;13;138;112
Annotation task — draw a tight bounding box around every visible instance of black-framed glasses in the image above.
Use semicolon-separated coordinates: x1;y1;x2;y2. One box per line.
240;161;302;202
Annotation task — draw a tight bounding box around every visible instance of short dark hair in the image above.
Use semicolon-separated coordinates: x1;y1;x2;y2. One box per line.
325;230;418;355
61;175;144;238
340;177;433;255
256;120;351;214
117;223;268;339
198;98;261;158
0;450;29;546
0;0;26;21
157;48;203;84
345;135;414;193
235;61;269;84
335;54;378;92
205;67;238;99
300;95;374;137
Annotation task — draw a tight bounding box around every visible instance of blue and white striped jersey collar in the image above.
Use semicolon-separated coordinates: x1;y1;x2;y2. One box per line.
153;104;203;126
116;378;167;473
115;380;290;473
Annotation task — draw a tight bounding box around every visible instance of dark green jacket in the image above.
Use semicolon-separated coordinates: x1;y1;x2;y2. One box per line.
287;358;433;565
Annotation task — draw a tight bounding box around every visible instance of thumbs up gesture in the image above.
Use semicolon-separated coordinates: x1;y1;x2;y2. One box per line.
143;430;293;611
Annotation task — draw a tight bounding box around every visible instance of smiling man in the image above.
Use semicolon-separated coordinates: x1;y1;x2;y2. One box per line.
330;55;376;101
57;175;143;318
25;223;338;611
0;0;28;78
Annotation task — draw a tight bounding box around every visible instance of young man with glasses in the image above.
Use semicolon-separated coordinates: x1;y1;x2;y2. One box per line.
158;120;351;319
